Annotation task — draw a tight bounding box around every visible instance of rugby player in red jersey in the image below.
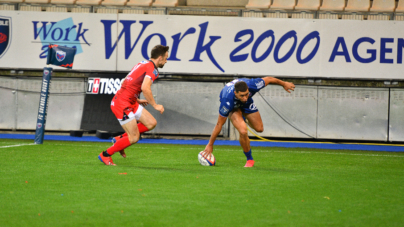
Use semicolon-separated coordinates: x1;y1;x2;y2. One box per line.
98;45;169;166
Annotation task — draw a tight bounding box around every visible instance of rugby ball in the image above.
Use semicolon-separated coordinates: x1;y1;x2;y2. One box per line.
198;151;216;166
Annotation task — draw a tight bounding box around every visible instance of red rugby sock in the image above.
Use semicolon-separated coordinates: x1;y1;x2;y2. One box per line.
107;136;131;155
138;123;149;134
117;123;148;138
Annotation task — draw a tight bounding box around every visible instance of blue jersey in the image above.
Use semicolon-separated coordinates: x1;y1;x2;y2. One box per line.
219;78;265;117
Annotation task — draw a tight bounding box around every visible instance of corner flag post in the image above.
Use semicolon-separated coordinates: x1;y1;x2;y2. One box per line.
34;67;52;144
34;44;76;144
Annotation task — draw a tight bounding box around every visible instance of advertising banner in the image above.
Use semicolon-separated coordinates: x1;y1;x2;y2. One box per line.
80;73;126;132
0;11;117;71
0;11;403;79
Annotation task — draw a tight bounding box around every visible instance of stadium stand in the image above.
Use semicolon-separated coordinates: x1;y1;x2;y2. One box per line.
1;0;403;21
75;0;100;5
291;11;316;18
245;0;271;9
122;8;144;13
397;0;404;11
186;0;247;7
395;0;404;20
271;0;296;10
0;0;18;10
243;10;264;17
70;5;91;12
24;0;49;3
291;0;320;19
367;0;395;20
295;0;320;10
342;0;370;20
96;7;118;13
270;0;296;17
319;0;346;11
344;0;371;11
242;0;270;18
370;0;396;11
101;0;126;6
0;4;15;10
19;4;42;10
148;8;165;14
0;0;23;2
153;0;178;7
50;0;75;4
169;7;240;16
126;0;152;6
318;0;345;19
265;11;289;18
46;5;68;11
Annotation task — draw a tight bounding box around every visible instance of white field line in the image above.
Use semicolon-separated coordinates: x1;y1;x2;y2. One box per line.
172;147;404;158
36;144;404;158
254;149;404;158
0;144;36;149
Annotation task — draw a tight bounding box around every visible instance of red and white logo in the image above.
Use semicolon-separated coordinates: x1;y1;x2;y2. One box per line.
92;78;100;94
87;77;124;95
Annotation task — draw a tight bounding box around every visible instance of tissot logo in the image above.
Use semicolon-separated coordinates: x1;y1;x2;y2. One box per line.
87;77;124;95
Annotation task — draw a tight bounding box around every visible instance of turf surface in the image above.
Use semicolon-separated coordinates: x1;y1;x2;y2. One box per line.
1;139;403;227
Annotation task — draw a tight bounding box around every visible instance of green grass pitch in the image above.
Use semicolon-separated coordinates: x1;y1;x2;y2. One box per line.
1;139;403;227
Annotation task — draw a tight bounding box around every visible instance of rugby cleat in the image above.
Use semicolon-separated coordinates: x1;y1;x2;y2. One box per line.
244;160;255;168
98;152;116;166
112;136;126;158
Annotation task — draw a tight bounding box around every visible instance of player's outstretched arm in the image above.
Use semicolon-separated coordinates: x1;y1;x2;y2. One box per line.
141;77;164;114
203;115;227;157
262;77;295;93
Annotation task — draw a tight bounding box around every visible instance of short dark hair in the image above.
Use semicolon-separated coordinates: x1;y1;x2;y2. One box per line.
151;45;169;59
235;81;248;93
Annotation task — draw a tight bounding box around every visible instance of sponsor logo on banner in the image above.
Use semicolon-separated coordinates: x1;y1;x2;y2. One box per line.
87;77;125;95
101;20;226;72
44;70;49;76
101;20;324;73
37;123;42;128
0;16;11;59
32;17;89;59
56;50;66;62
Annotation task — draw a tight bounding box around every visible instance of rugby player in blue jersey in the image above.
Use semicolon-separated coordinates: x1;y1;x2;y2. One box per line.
202;77;295;167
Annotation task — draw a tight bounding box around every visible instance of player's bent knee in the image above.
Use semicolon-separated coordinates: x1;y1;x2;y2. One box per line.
239;129;248;137
149;119;157;129
128;134;140;144
255;126;264;133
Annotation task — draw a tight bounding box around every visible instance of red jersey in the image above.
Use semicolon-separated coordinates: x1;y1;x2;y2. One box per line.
115;60;159;104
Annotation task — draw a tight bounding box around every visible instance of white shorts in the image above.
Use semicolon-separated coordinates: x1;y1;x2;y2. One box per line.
118;104;143;125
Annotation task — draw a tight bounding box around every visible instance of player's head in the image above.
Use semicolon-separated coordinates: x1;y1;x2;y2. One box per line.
234;81;249;103
151;45;169;68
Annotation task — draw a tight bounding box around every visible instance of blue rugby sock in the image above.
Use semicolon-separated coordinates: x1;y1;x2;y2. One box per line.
244;149;253;160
